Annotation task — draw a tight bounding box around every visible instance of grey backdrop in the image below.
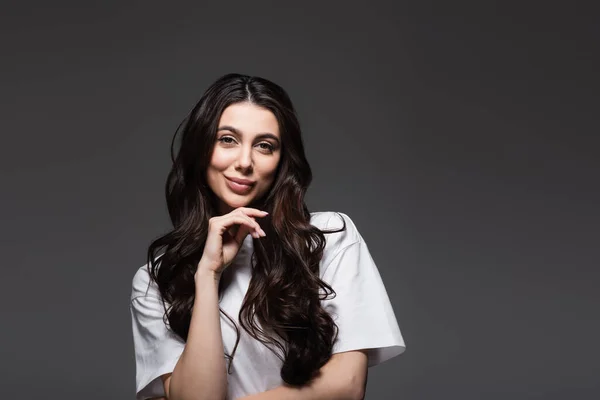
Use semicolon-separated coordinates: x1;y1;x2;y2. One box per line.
1;1;598;399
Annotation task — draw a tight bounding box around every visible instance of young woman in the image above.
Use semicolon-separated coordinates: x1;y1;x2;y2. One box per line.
130;73;406;400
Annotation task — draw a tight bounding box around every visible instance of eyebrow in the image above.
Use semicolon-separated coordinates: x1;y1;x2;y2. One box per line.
217;125;280;143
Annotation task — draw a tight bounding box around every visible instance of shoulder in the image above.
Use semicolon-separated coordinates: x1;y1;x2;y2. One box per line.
131;261;161;301
310;211;363;267
310;211;362;245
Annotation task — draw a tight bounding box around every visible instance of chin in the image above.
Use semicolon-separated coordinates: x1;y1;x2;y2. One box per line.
220;194;254;210
228;199;252;208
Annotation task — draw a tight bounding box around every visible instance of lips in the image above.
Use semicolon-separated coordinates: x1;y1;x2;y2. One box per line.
226;176;255;186
225;176;255;194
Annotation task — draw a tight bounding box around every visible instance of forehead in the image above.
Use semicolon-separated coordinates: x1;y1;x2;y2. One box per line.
218;102;280;137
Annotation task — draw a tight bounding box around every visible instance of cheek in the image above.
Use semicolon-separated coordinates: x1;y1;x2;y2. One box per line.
258;157;281;180
209;149;232;170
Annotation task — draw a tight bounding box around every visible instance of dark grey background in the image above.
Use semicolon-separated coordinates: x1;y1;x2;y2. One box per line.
1;1;598;399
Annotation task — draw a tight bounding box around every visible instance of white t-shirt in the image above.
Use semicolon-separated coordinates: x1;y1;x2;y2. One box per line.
130;211;406;399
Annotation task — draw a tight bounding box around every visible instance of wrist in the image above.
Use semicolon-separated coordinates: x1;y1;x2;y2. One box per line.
195;267;221;284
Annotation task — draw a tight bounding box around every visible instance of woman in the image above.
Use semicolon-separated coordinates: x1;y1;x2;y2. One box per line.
130;73;405;400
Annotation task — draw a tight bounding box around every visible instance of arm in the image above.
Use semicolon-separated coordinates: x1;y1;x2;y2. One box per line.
163;269;228;400
237;350;368;400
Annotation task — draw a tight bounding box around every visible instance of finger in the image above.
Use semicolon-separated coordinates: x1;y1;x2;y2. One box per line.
227;219;256;241
228;216;265;243
235;207;270;219
233;208;268;236
234;223;254;243
218;214;264;238
231;211;265;232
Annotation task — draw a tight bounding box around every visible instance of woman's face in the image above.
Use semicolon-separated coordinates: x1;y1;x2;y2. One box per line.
207;101;282;215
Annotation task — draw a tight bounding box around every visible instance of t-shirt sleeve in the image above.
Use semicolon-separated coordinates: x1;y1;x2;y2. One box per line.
320;218;406;367
130;267;185;399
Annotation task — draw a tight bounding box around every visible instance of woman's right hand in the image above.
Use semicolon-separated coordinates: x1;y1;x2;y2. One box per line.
196;207;268;279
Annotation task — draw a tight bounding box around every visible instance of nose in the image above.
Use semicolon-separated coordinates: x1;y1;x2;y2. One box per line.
235;144;253;171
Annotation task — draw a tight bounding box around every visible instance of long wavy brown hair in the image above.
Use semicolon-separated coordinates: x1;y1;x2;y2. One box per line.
145;73;347;386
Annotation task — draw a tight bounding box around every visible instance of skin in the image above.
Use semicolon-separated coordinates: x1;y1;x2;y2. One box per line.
206;101;282;216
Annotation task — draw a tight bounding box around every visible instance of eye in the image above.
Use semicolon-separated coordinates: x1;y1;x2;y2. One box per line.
258;142;275;153
217;136;275;153
218;136;236;144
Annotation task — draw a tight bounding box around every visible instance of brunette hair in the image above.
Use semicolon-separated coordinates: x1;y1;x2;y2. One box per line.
145;73;346;386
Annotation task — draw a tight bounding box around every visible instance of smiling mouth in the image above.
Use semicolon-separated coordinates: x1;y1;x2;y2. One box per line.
225;177;255;193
